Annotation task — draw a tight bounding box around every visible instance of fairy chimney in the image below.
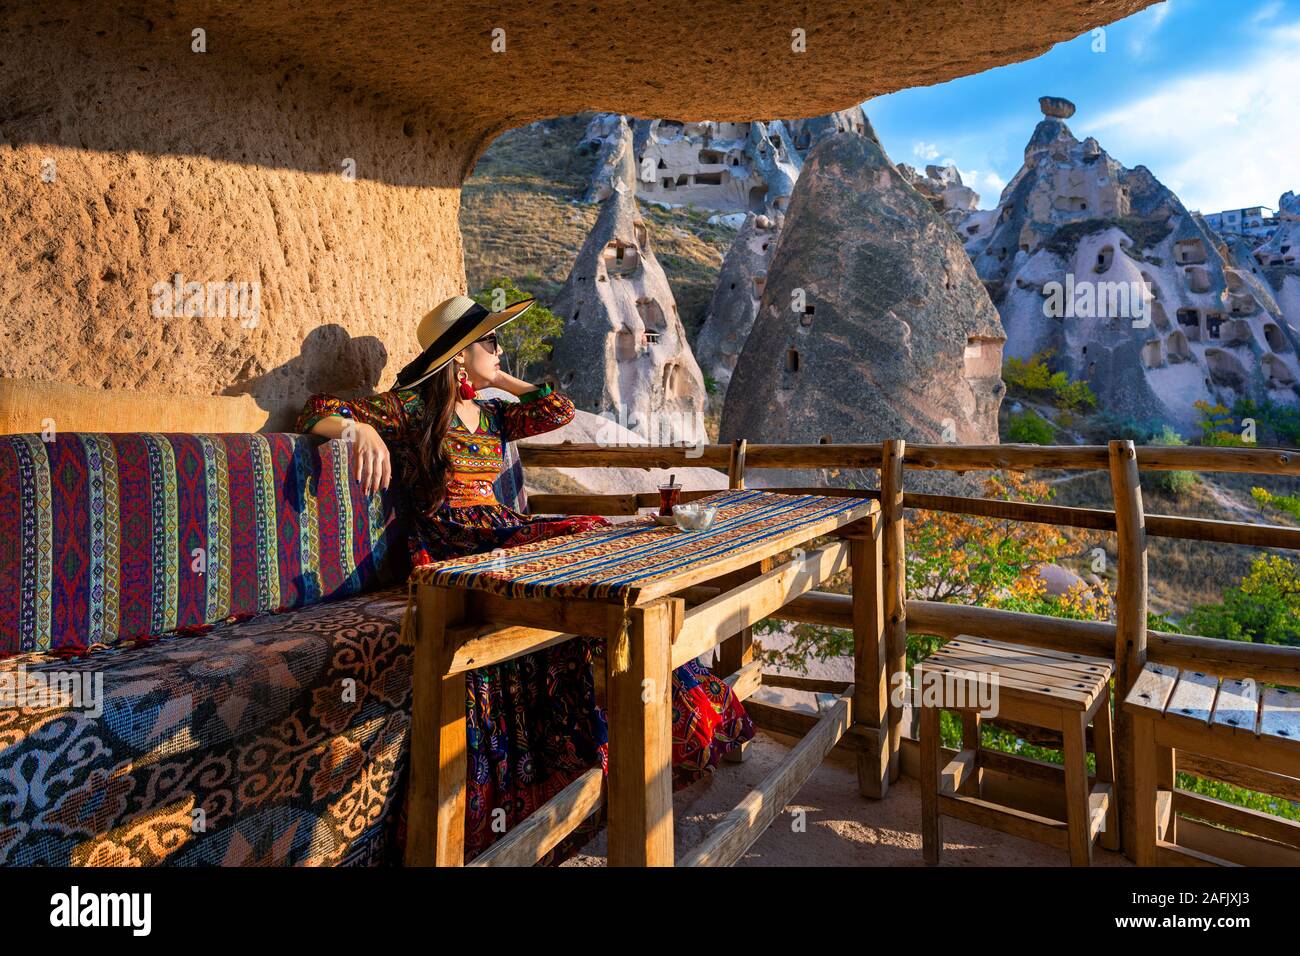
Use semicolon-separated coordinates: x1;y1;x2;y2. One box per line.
696;212;780;389
962;99;1300;431
549;118;707;445
720;130;1006;480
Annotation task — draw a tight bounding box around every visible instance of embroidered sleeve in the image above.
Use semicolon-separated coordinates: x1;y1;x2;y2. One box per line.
294;389;417;442
494;382;575;442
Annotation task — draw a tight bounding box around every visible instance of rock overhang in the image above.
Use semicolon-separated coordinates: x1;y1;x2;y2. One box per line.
8;0;1157;174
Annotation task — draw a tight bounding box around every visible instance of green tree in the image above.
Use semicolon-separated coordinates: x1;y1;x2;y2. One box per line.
472;277;565;378
1193;399;1248;446
1002;351;1097;412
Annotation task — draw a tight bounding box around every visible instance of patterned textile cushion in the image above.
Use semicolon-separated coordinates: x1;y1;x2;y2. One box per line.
0;587;412;866
0;433;403;659
494;435;528;513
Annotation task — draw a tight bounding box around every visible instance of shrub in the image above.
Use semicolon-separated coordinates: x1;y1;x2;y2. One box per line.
1147;426;1197;497
1003;351;1097;412
1182;554;1300;646
1233;398;1300;447
1253;486;1300;521
1006;409;1055;444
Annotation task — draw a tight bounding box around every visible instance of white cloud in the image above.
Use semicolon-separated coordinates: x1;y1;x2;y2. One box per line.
983;171;1007;191
912;141;940;161
1127;0;1175;55
1253;0;1283;25
1085;22;1300;211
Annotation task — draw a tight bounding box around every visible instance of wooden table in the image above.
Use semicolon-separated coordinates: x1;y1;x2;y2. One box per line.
400;488;880;866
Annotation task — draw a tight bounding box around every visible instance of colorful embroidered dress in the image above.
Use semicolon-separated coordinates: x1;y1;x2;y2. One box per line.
296;382;754;859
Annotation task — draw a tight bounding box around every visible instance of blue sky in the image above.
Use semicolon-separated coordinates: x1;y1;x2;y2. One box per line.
866;0;1300;213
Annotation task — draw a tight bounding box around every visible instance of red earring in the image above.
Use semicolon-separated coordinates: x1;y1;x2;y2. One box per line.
457;368;477;400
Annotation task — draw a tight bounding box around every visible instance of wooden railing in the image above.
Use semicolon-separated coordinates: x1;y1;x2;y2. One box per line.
519;436;1300;865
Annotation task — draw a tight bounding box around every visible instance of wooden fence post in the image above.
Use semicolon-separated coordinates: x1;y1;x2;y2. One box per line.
851;511;888;796
728;438;747;490
1108;439;1149;860
881;438;908;783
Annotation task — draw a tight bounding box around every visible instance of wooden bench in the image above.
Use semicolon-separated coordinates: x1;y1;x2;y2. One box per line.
918;636;1118;866
1122;661;1300;866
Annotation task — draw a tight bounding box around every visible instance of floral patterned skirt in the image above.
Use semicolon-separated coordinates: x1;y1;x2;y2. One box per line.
397;502;756;862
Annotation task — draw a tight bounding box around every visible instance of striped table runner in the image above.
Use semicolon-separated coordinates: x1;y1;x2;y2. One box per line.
407;488;871;605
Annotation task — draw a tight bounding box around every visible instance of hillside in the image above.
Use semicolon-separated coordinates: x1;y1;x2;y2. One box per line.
460;114;736;343
462;111;1300;629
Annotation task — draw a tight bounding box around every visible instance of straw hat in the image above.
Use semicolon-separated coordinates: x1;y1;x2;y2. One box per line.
393;294;536;390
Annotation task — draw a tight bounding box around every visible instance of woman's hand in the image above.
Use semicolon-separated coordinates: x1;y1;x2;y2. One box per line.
346;421;391;495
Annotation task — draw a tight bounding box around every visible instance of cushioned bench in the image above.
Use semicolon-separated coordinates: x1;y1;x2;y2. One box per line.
0;429;528;865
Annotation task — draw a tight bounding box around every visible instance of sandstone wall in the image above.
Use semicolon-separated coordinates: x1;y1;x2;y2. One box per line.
0;8;469;429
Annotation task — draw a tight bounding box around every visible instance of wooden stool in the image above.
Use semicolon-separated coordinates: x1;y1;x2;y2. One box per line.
1123;662;1300;866
917;636;1118;866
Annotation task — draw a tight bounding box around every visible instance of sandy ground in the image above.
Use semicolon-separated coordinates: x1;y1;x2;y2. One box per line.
566;629;1130;866
564;732;1131;867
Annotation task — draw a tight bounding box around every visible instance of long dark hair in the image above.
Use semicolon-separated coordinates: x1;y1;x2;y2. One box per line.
415;362;459;511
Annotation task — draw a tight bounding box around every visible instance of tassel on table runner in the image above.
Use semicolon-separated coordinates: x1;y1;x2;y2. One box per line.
608;587;635;675
398;577;419;647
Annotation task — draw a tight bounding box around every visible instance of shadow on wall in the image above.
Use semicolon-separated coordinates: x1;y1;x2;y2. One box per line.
224;326;390;432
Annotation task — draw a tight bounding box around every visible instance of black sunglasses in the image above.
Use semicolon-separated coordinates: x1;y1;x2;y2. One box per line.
474;332;500;353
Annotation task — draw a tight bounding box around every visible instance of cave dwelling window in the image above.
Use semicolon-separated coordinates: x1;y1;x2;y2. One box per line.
615;329;637;361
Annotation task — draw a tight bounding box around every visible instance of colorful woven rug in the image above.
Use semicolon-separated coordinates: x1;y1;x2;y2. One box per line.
407;489;872;605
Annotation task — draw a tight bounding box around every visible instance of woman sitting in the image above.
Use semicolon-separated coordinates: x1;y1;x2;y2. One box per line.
296;294;754;860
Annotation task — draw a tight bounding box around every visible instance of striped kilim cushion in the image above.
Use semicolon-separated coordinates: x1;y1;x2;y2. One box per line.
0;432;403;658
409;488;870;604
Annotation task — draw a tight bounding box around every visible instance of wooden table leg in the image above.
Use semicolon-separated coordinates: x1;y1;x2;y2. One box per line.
1092;685;1120;851
920;702;941;865
404;584;468;867
1062;709;1093;866
605;598;678;866
716;558;772;764
850;516;889;799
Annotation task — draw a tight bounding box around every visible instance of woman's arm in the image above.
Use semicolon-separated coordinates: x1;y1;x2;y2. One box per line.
485;369;544;399
487;376;576;443
296;391;413;495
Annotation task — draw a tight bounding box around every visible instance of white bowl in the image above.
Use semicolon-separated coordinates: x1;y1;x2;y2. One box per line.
672;503;718;532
